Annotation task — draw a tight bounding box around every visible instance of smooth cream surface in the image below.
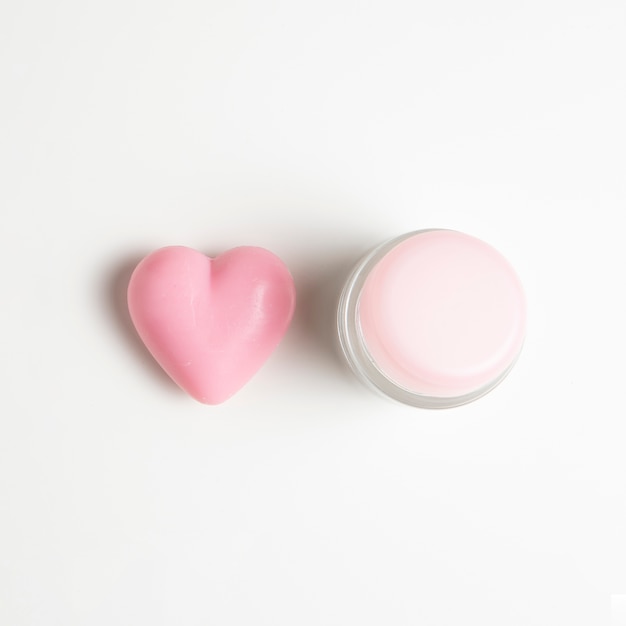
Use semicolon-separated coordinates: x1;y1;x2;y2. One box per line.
358;230;526;398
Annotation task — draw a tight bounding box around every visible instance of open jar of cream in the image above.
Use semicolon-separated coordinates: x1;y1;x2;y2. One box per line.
337;229;526;408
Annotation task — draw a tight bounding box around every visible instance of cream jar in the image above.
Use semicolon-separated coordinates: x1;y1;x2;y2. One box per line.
337;229;526;408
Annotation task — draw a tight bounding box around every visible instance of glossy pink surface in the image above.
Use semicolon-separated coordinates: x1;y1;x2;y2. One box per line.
127;246;296;404
358;230;526;398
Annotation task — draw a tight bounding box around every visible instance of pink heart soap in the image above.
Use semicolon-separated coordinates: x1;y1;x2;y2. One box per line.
127;246;296;404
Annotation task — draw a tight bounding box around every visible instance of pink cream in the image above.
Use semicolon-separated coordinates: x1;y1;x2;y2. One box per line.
339;230;526;407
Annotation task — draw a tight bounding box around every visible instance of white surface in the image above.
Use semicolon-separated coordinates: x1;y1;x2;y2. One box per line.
1;0;624;624
613;596;626;625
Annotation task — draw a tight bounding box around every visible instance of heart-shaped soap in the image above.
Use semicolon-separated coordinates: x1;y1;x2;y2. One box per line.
127;246;296;404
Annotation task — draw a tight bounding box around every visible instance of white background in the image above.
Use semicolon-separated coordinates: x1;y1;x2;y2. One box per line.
1;0;624;624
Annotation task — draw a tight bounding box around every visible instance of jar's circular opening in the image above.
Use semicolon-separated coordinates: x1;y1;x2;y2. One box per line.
337;230;525;409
